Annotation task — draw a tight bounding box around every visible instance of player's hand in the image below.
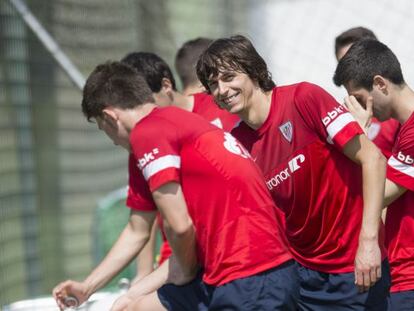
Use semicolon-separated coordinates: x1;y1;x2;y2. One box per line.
167;255;198;286
52;280;89;310
344;95;373;134
354;238;381;293
110;294;132;311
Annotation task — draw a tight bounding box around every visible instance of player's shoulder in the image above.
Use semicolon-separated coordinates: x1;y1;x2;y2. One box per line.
398;112;414;145
291;81;327;98
272;82;326;104
149;106;199;123
193;91;212;100
402;112;414;130
131;107;180;138
193;92;213;104
192;92;214;111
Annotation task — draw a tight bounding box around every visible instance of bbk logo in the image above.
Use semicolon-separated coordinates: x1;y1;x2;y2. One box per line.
397;151;414;165
266;154;305;190
322;105;345;126
137;148;159;169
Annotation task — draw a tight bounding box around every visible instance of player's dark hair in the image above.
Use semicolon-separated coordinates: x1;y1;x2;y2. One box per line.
196;35;275;93
334;26;377;57
82;61;155;121
175;37;213;89
333;39;405;90
121;52;177;92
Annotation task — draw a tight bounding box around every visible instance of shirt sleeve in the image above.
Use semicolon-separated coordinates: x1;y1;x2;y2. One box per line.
294;82;363;150
387;126;414;191
126;154;157;211
130;118;181;192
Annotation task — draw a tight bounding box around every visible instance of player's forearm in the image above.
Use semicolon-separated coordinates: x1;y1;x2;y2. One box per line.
127;260;170;299
384;178;407;207
134;221;158;284
360;151;387;240
164;222;198;276
83;224;150;296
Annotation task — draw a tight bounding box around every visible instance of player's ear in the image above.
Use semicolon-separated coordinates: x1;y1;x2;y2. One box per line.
102;107;118;127
161;78;174;95
373;75;388;95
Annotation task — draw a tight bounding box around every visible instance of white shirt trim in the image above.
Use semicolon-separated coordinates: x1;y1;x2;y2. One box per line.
326;113;355;142
388;156;414;178
142;155;181;180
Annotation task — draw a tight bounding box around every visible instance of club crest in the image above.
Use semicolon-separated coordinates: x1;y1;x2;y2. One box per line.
279;121;293;143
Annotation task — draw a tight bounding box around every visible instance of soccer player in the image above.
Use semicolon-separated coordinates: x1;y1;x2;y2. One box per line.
334;39;414;310
334;26;400;159
121;52;239;132
174;37;213;96
196;35;390;310
335;26;377;61
53;61;298;311
120;51;239;268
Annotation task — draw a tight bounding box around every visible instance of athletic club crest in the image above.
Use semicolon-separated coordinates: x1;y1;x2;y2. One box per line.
279;121;293;143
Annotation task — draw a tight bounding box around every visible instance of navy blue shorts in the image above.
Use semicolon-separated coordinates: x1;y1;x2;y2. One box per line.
157;270;209;311
297;259;391;310
390;290;414;310
157;260;299;310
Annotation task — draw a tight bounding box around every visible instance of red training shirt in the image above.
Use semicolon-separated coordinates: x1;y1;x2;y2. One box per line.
385;112;414;293
127;106;291;286
368;118;400;159
157;92;240;264
232;82;387;273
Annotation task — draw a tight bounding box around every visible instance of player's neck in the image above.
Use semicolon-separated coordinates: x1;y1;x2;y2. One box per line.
123;103;157;131
172;91;194;112
241;89;273;130
391;84;414;124
182;84;204;96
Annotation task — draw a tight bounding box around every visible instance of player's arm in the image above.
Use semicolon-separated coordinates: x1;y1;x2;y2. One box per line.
53;210;155;310
384;178;407;206
343;134;386;292
133;219;158;284
151;181;198;283
110;255;187;311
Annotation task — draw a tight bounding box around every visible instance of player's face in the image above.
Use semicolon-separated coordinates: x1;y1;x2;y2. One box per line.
345;83;391;121
95;115;131;151
207;70;257;114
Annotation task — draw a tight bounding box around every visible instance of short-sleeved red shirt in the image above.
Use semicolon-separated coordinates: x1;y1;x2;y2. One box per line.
232;82;386;273
385;112;414;293
127;106;291;286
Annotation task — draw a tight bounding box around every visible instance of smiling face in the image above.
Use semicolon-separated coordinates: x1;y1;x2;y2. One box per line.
207;70;258;115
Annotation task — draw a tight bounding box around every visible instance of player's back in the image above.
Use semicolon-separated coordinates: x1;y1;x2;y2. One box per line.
131;106;291;286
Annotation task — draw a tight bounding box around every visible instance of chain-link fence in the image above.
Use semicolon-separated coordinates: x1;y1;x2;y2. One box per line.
0;0;248;305
2;0;414;307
